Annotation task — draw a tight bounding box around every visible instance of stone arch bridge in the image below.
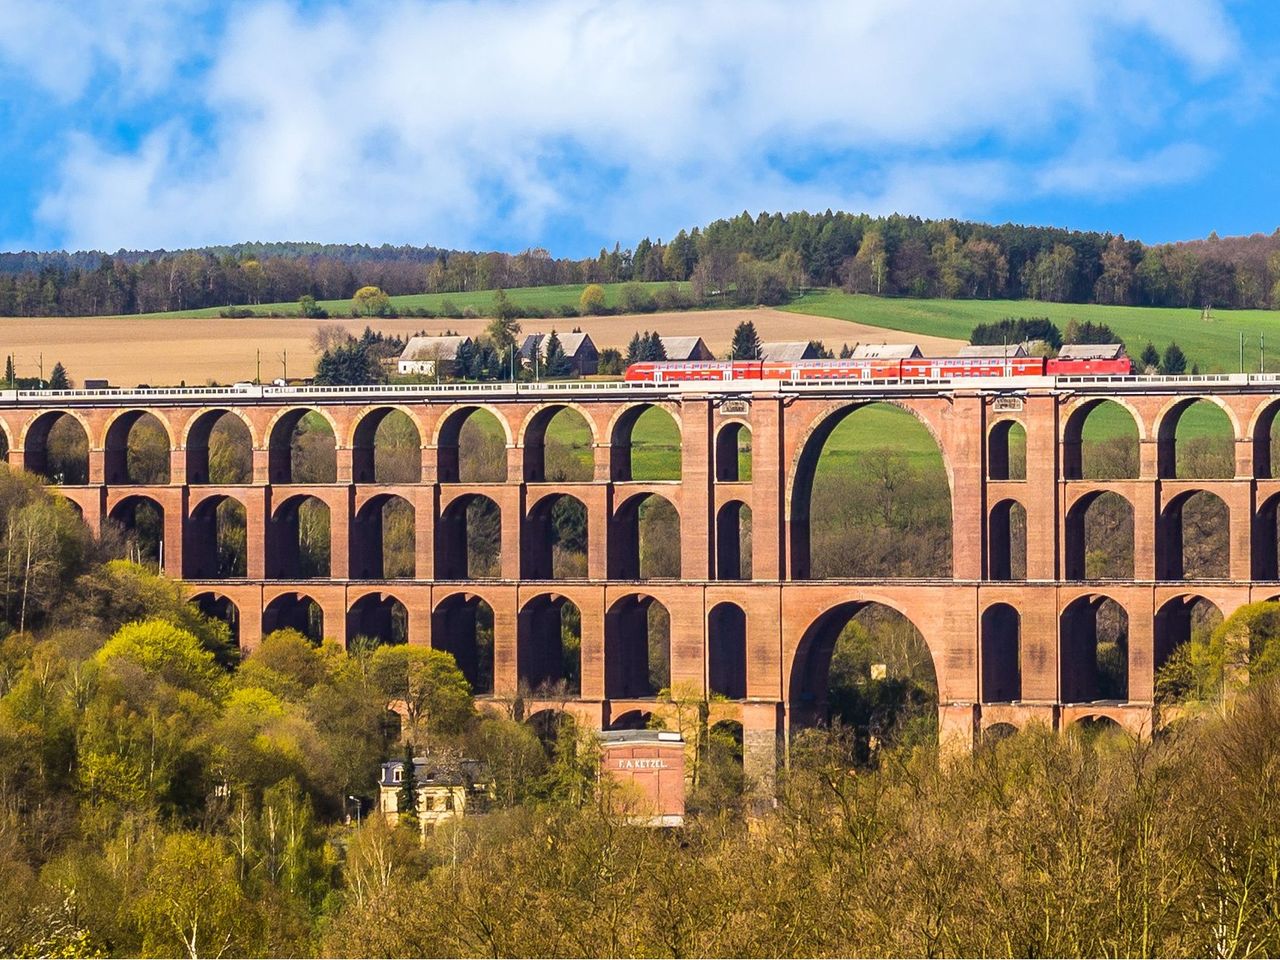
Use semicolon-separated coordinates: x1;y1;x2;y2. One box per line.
3;373;1279;785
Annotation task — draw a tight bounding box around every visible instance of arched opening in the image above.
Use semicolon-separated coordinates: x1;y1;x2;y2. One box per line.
268;495;331;579
517;594;581;696
980;603;1021;703
715;501;752;580
524;405;594;482
262;593;324;643
1063;400;1139;480
1060;595;1129;703
186;410;253;484
609;493;680;579
437;407;507;483
708;602;747;699
789;601;938;758
1066;491;1135;580
715;422;752;482
523;494;587;579
1253;400;1280;480
432;593;494;694
24;411;89;484
0;428;8;463
988;499;1026;580
1153;595;1224;703
184;495;247;579
352;408;421;484
347;593;409;647
610;404;681;482
1070;715;1125;744
987;419;1026;480
436;494;501;579
608;709;654;730
351;494;415;579
981;722;1019;745
1158;399;1235;479
527;709;577;755
268;409;336;484
104;411;171;485
792;402;951;579
1255;493;1280;580
106;496;164;570
1159;490;1230;580
604;594;671;699
190;592;240;645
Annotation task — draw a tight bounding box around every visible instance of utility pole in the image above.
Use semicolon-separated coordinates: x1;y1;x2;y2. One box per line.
256;349;261;384
1241;331;1245;373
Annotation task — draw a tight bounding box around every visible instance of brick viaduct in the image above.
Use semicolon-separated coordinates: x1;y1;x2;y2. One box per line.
3;375;1280;787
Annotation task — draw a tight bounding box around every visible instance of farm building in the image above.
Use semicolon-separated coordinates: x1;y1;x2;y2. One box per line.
1057;343;1128;361
397;335;472;376
658;335;715;361
760;341;820;362
850;342;923;359
518;331;599;375
957;343;1029;358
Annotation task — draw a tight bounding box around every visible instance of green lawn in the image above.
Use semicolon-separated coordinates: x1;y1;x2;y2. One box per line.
138;281;692;319
785;290;1280;374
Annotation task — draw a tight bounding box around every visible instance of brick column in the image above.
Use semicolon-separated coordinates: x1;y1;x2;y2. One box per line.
578;589;606;700
1228;482;1254;582
246;487;269;580
742;700;782;796
1127;591;1156;703
945;395;985;581
329;488;351;580
499;486;523;581
1023;397;1058;579
492;594;518;696
1018;586;1060;701
335;446;353;484
679;399;714;580
169;447;187;485
750;396;784;580
1134;482;1158;580
162;488;186;578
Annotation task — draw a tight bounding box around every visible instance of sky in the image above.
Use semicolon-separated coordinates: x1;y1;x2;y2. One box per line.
0;0;1278;258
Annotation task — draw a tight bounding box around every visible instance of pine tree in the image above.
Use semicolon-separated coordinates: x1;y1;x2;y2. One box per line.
730;320;762;360
1161;341;1188;375
625;332;644;365
48;362;69;390
543;329;571;378
4;356;12;387
1139;342;1160;372
397;742;418;831
839;343;853;359
648;331;668;360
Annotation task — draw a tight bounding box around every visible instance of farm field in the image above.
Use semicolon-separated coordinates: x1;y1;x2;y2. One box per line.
786;290;1280;374
0;309;961;387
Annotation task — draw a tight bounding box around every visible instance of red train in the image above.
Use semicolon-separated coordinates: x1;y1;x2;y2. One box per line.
623;355;1132;383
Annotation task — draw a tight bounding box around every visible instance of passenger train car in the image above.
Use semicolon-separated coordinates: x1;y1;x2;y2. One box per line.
623;355;1132;383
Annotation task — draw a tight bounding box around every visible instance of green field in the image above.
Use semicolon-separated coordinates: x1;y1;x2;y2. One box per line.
139;281;692;319
786;290;1280;374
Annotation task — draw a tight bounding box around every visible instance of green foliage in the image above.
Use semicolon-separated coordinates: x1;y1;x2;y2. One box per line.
95;619;226;699
970;316;1062;349
352;285;392;317
368;645;475;741
1156;601;1280;704
1162;341;1188;374
298;294;328;319
729;319;762;359
313;337;385;386
1064;318;1121;345
542;329;572;378
578;283;606;315
48;361;70;389
1140;341;1161;371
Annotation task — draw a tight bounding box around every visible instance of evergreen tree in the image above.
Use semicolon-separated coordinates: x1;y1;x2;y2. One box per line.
48;362;69;390
625;332;644;365
4;355;12;387
396;742;418;831
543;330;572;378
839;343;853;359
1162;341;1188;375
314;339;383;385
730;320;762;360
647;331;667;360
1140;342;1160;372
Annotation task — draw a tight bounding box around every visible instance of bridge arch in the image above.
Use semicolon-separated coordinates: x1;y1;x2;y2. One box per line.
519;402;598;482
185;494;247;579
103;409;174;485
106;494;164;569
1065;490;1135;580
609;492;680;579
517;592;582;696
604;593;671;699
987;418;1026;481
436;493;501;579
435;404;511;483
266;408;338;484
351;493;415;580
0;421;9;462
1255;491;1280;580
347;591;409;647
432;591;495;695
1154;396;1238;479
1153;593;1223;701
980;602;1021;703
1061;398;1141;480
1249;396;1280;479
22;410;91;484
1158;489;1230;580
708;601;747;699
607;402;682;482
715;419;752;482
522;492;587;579
189;591;240;645
1059;593;1129;703
350;406;423;484
184;409;255;484
787;400;953;580
715;499;752;580
262;591;324;643
988;498;1026;581
267;494;331;579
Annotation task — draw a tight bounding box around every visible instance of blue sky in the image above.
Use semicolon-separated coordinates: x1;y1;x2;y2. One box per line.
0;0;1278;257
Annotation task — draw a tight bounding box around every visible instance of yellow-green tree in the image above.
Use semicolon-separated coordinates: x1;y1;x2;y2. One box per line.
578;284;606;315
352;285;391;317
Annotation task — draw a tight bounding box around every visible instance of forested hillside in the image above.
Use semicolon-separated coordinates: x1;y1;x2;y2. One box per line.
4;212;1280;317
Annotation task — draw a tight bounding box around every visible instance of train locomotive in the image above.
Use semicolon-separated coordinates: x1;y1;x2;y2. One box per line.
623;354;1132;383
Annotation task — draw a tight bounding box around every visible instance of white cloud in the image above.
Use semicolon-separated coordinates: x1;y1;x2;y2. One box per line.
23;0;1244;251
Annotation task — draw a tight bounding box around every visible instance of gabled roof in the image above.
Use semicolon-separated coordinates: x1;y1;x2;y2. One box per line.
957;343;1028;358
1058;343;1126;360
850;342;922;359
400;335;470;362
519;331;596;360
658;335;712;360
760;341;816;362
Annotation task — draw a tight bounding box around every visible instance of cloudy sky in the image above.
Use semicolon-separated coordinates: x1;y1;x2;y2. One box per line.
0;0;1276;256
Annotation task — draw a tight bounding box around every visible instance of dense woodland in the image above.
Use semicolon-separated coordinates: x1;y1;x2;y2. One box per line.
5;213;1280;316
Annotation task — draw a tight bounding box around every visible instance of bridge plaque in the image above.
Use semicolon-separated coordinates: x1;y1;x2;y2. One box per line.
992;396;1024;412
719;399;750;415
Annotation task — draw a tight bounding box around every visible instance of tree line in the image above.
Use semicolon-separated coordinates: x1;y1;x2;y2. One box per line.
7;213;1280;317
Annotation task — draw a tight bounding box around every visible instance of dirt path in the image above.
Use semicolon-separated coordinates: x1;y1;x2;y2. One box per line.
0;307;963;386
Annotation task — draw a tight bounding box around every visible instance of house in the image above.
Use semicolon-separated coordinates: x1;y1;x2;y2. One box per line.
1057;343;1127;361
518;331;600;376
378;754;493;832
397;335;472;376
850;343;923;359
760;341;819;362
957;343;1029;358
658;335;715;361
599;729;685;828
